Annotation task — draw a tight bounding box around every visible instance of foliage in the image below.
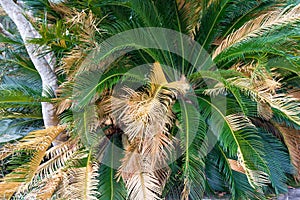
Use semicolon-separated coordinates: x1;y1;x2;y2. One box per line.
1;0;300;199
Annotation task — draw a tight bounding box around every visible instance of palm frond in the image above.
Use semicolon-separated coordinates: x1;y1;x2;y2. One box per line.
126;171;166;200
213;4;300;58
74;105;100;147
198;97;270;188
225;114;270;187
0;126;64;199
228;77;300;127
275;124;300;181
33;139;80;182
206;145;264;199
28;172;63;199
59;161;100;200
98;135;127;200
175;0;202;35
259;130;294;194
118;140;170;200
177;100;207;200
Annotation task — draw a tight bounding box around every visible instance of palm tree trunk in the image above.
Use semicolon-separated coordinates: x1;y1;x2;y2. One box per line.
0;0;60;137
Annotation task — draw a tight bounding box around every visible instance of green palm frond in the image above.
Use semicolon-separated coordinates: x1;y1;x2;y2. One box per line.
198;97;270;188
0;84;45;104
259;130;294;195
74;105;101;147
176;99;207;199
98;135;127;200
206;144;264;199
196;0;233;50
275;124;300;181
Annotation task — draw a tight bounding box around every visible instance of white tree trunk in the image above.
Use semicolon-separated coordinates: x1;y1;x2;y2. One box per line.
0;0;59;129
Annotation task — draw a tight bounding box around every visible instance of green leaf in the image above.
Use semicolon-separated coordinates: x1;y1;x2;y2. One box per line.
98;135;127;200
178;98;207;199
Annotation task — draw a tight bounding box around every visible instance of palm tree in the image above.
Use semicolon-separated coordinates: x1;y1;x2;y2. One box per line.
0;0;300;199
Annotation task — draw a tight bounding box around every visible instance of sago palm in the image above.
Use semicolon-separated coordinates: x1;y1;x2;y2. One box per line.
0;0;300;199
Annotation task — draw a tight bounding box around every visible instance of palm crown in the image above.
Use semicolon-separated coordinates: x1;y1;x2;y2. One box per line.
0;0;300;199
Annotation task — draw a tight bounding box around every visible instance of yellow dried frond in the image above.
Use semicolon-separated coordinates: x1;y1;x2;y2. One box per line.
67;10;102;45
114;62;188;198
150;62;168;85
58;47;87;77
111;62;189;141
0;182;20;199
0;126;64;199
231;61;255;77
18;126;65;151
55;98;72;115
213;4;300;58
112;87;173;141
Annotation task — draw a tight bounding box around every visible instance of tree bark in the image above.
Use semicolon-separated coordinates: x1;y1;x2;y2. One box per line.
0;0;59;131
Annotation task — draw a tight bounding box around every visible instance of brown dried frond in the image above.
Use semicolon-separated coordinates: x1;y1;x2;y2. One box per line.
257;102;273;120
67;10;103;45
119;141;169;200
125;170;166;200
228;77;300;126
55;98;72;115
118;135;172;200
57;162;99;200
289;88;300;100
230;61;255;77
228;159;246;174
114;62;190;199
25;172;63;199
58;10;106;78
213;4;300;58
49;2;74;18
36;172;63;199
33;139;80;182
111;62;188;141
